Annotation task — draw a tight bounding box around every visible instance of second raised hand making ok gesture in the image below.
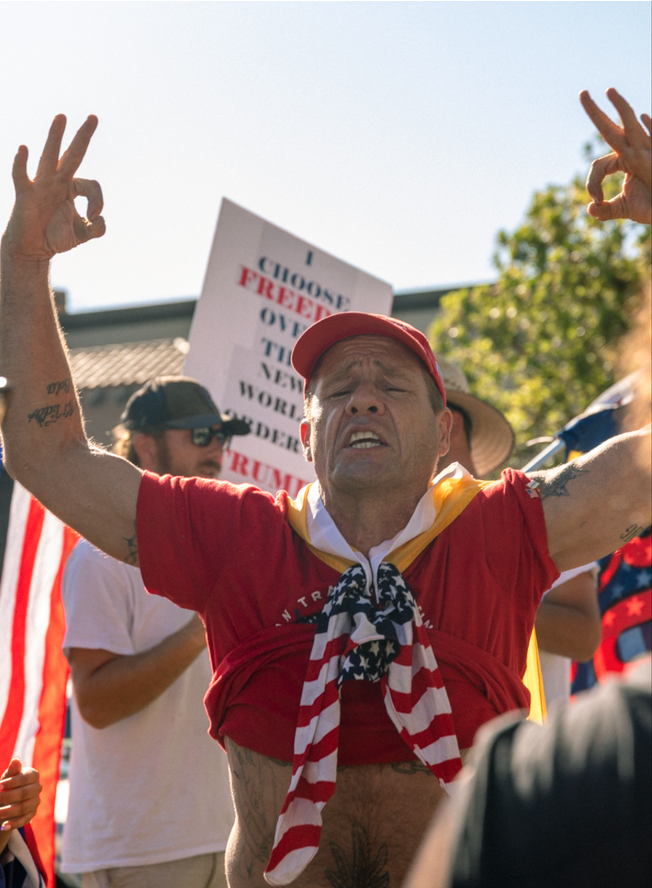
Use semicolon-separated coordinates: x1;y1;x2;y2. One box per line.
580;88;651;225
3;114;105;262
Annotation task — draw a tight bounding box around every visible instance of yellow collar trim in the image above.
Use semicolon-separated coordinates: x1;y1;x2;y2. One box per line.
287;475;489;573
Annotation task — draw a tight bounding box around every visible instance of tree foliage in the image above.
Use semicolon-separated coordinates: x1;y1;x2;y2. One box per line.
428;160;650;472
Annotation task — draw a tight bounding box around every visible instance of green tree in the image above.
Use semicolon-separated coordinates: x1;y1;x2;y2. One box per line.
428;153;650;472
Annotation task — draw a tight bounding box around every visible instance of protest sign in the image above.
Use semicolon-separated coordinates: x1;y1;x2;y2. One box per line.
184;199;393;496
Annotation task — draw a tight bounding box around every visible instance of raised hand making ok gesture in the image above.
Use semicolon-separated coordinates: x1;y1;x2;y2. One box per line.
3;114;105;262
580;88;651;225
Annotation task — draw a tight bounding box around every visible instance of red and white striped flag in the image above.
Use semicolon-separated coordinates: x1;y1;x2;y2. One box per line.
264;562;461;886
0;459;78;886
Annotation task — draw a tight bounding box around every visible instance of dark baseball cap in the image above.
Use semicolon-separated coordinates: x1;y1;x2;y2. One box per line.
120;376;250;437
291;312;447;403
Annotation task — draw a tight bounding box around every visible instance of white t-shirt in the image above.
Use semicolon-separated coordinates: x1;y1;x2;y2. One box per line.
539;563;598;709
60;540;234;872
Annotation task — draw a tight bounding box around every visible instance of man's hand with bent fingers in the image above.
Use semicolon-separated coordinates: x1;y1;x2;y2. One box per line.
2;114;105;262
580;88;651;225
0;757;42;837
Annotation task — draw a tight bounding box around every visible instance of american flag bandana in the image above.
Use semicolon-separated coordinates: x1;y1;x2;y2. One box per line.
264;561;462;885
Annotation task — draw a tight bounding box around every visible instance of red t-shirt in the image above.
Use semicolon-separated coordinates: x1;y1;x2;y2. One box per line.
137;468;558;761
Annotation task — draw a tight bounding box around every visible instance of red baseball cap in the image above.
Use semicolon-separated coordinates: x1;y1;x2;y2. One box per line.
291;312;446;404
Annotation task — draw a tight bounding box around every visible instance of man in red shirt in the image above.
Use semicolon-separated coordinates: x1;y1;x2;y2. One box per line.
0;88;650;888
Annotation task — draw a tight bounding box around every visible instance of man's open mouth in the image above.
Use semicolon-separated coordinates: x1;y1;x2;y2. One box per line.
348;431;383;449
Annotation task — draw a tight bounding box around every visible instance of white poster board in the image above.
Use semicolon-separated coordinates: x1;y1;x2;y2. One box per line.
184;199;393;497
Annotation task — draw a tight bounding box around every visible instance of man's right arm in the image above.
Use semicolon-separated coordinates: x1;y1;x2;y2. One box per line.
0;115;142;564
67;614;208;729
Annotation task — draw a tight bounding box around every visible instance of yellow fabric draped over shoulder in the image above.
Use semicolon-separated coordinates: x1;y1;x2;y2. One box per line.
287;476;547;723
524;627;546;723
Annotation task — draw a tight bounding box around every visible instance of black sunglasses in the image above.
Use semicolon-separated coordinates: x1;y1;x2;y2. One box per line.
189;427;231;449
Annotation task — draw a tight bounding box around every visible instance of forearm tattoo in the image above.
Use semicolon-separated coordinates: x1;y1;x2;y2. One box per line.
529;463;589;500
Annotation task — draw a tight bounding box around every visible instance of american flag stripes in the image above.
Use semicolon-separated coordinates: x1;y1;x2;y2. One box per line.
0;453;77;886
264;562;461;886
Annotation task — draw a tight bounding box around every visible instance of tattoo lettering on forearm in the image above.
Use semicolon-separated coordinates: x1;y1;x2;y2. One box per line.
620;524;646;543
122;522;138;565
533;464;590;500
327;823;389;888
27;401;75;427
46;379;71;396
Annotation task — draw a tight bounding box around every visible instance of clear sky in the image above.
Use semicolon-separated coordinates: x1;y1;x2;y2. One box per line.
0;1;650;312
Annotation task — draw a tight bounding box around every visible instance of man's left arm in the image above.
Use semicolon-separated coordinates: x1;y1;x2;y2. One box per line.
534;89;652;571
529;427;651;572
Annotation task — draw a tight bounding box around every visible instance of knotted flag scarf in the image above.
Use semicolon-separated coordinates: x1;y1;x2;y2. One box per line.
264;560;462;884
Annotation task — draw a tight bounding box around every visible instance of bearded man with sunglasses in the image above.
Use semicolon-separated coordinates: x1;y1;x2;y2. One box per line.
60;377;249;888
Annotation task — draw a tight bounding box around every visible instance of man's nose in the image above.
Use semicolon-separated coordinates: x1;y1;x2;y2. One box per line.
345;382;384;416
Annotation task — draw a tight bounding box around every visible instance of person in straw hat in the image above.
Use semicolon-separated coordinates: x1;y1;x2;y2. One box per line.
436;358;601;708
433;357;514;479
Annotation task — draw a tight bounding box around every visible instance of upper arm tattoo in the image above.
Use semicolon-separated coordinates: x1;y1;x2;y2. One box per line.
46;379;72;396
528;463;589;500
27;401;75;427
122;521;138;565
27;378;76;427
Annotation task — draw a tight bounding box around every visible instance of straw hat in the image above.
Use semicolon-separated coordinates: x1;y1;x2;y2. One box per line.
438;358;514;476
